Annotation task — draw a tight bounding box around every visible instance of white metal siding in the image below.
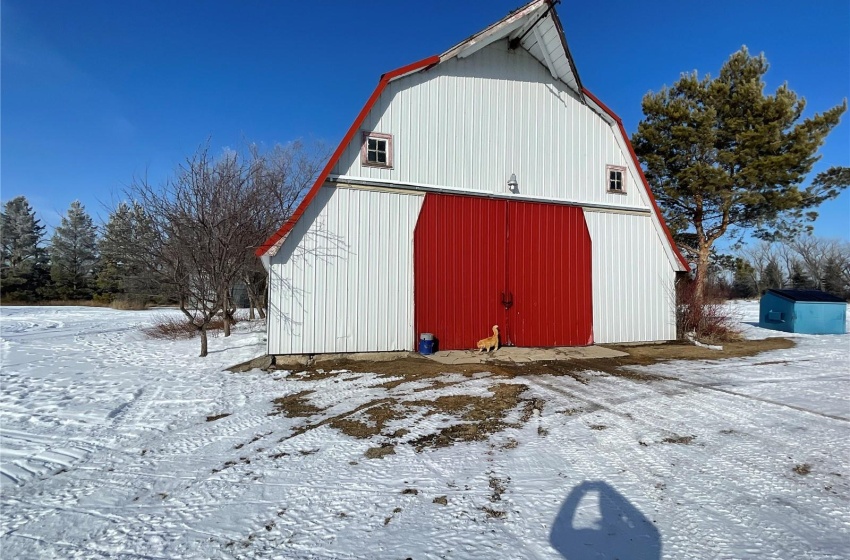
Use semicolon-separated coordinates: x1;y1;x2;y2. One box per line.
584;210;677;343
333;40;646;211
267;186;424;354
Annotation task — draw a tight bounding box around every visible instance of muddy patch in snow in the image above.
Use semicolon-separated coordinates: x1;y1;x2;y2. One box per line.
269;390;325;417
603;337;795;365
266;378;542;453
405;383;536;451
262;337;798;458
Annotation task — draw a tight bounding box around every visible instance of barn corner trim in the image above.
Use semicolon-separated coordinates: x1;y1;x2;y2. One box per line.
581;87;689;271
255;55;441;258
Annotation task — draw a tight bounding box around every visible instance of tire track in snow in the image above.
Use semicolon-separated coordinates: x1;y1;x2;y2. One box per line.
524;371;849;559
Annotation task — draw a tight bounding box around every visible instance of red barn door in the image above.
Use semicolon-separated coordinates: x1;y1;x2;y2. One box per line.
414;193;592;350
413;194;507;352
506;200;593;347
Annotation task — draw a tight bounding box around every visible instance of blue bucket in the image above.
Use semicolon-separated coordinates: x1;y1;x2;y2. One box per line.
419;333;435;355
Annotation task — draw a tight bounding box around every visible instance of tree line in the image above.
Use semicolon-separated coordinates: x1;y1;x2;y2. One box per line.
1;141;326;356
728;237;850;300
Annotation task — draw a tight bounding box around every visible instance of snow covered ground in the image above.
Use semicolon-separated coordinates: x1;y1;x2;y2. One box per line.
1;302;848;559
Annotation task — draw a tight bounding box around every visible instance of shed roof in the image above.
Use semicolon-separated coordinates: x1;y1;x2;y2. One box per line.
766;289;846;303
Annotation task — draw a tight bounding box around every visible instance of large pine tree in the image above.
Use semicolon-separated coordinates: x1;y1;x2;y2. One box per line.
50;201;98;299
632;47;848;301
1;196;50;301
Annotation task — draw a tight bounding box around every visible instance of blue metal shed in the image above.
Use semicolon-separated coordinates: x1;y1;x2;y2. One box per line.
759;289;847;334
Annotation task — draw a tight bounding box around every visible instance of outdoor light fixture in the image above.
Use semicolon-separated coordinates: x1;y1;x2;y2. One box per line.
507;173;518;192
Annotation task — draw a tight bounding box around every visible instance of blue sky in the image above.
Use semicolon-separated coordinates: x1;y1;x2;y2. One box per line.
3;0;848;243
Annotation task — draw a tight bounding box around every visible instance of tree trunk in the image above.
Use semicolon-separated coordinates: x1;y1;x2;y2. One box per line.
220;291;233;337
259;286;267;320
243;276;266;320
247;294;256;320
199;325;208;357
694;245;712;303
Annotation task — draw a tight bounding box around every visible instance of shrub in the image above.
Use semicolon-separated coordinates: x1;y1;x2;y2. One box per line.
142;311;248;340
676;278;741;343
110;295;149;310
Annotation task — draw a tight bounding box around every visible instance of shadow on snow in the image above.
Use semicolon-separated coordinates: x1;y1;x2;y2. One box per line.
550;480;661;560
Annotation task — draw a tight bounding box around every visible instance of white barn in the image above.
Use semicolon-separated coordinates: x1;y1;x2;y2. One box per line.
257;0;688;356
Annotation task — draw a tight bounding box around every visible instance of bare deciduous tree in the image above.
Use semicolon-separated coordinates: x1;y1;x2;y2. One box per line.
736;236;850;299
128;140;326;357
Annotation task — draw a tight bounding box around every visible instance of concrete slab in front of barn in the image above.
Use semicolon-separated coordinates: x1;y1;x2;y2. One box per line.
425;345;628;365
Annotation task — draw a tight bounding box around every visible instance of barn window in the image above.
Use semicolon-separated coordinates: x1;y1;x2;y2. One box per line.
361;132;393;168
607;165;626;193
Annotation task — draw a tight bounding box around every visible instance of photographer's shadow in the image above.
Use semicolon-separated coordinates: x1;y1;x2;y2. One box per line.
550;480;661;560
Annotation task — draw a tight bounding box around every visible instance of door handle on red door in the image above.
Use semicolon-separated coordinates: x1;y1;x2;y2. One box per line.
501;291;513;309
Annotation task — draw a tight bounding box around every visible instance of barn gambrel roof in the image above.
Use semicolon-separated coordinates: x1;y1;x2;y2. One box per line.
257;0;688;271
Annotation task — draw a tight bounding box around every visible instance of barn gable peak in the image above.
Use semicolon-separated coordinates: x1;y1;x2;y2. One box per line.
437;0;584;99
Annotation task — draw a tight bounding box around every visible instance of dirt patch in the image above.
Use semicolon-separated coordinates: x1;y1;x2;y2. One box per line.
662;435;696;444
793;463;812;475
206;413;231;422
269;391;325;417
364;444;395;459
384;507;403;526
282;355;517;385
489;477;508;502
276;338;794;382
328;401;406;439
406;383;531;451
589;424;607;431
433;496;448;505
520;398;545;422
500;438;519;450
265;338;794;454
603;337;795;366
481;506;506;519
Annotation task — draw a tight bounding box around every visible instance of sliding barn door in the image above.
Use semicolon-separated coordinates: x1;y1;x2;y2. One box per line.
414;193;592;350
506;201;593;347
413;194;507;351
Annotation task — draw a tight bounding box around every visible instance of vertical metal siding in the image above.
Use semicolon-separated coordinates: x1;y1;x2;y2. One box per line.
583;210;677;343
268;186;424;354
332;40;645;212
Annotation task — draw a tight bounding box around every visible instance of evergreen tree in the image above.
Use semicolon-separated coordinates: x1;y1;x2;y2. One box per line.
632;47;848;302
97;202;160;304
731;258;758;298
763;260;784;292
1;196;49;300
822;256;849;300
788;260;813;290
50;201;98;299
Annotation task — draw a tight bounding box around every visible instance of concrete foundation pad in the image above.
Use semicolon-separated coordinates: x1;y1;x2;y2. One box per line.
271;351;416;370
424;345;628;365
312;351;416;364
253;347;627;371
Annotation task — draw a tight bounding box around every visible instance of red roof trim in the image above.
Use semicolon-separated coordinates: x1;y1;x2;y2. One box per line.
255;55;441;257
582;87;689;270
